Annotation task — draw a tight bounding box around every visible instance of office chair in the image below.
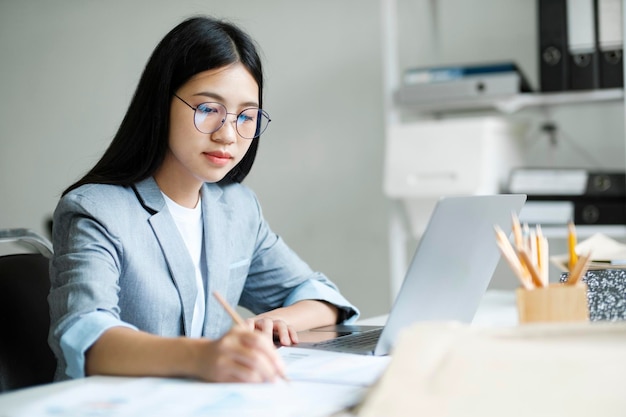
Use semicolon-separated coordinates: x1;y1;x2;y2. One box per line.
0;228;56;392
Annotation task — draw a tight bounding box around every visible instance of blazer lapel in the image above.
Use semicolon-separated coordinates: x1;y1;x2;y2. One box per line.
133;177;197;337
200;183;236;338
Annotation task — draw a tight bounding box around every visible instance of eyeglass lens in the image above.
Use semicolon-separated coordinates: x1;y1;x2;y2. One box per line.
194;102;270;139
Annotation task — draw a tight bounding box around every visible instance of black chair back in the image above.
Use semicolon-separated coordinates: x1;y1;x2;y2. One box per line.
0;247;56;391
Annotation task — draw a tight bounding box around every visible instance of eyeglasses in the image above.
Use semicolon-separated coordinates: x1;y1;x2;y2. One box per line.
174;94;271;139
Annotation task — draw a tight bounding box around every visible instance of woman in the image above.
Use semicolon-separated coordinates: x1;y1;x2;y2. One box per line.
48;15;359;384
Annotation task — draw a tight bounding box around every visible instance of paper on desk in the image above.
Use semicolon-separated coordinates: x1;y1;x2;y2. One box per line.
10;377;367;417
550;233;626;271
279;347;391;386
8;349;388;417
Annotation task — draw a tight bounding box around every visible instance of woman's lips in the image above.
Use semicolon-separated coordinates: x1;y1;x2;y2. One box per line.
204;151;232;167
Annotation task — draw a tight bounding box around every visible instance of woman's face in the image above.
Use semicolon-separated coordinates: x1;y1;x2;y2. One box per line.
157;63;259;196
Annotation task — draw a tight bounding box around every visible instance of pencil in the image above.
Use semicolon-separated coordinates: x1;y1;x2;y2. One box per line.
568;221;578;271
511;212;523;250
494;226;533;290
567;251;592;286
213;291;247;327
536;225;549;286
212;291;289;382
522;222;530;252
528;229;538;271
496;240;533;289
517;248;545;288
500;222;533;286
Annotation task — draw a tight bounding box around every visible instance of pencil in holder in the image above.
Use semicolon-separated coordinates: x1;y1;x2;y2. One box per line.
516;283;589;324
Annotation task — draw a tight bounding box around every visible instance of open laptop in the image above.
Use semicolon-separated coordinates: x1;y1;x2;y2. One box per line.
296;194;527;356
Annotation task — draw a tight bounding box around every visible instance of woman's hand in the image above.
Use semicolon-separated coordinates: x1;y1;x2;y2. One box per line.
195;326;287;383
85;326;286;383
247;317;299;346
249;300;340;346
250;300;339;346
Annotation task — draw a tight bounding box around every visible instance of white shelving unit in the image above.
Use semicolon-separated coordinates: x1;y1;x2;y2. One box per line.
381;0;626;300
395;88;624;114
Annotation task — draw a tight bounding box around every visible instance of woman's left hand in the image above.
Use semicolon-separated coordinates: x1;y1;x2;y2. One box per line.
247;317;299;346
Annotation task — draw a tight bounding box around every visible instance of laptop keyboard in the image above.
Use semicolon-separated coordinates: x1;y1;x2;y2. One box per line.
309;328;383;354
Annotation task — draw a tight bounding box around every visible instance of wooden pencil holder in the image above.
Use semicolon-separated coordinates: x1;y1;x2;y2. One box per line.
516;283;589;324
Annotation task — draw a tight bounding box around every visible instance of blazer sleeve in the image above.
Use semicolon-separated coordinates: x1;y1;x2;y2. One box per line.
48;190;136;380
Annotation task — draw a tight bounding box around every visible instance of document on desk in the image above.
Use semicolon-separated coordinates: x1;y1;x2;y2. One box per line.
9;350;389;417
279;347;391;386
10;378;364;417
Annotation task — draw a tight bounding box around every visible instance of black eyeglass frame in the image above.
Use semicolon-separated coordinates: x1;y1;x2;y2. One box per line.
174;94;271;139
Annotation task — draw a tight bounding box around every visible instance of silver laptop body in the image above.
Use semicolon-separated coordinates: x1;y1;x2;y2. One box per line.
296;194;527;356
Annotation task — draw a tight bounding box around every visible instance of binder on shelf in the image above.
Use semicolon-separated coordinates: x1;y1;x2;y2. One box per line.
395;72;530;106
403;62;530;88
510;168;626;226
538;0;570;92
595;0;624;89
508;168;626;197
585;171;626;196
396;61;532;106
567;0;600;90
518;200;575;224
574;198;626;224
521;197;626;225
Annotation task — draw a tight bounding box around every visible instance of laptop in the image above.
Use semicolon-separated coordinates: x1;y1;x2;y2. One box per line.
295;194;527;356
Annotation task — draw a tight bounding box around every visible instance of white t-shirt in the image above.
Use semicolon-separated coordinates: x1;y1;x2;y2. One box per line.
162;192;206;338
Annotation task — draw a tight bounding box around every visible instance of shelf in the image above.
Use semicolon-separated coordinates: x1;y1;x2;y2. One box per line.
381;0;626;300
394;88;624;114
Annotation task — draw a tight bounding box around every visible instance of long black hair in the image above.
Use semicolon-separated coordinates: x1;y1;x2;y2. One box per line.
63;16;263;196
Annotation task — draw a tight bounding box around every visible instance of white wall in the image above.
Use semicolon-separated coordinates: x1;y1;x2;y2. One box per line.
0;0;390;318
1;0;623;318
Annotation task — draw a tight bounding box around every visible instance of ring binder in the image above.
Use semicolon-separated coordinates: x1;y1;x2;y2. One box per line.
595;0;624;88
567;0;600;90
538;0;570;91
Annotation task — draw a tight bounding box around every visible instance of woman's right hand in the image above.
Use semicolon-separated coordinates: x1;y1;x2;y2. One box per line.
84;326;286;383
194;326;287;383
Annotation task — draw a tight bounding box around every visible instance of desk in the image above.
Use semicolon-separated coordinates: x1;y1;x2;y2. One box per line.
0;290;518;416
0;376;127;412
357;289;518;327
0;376;369;417
471;289;518;326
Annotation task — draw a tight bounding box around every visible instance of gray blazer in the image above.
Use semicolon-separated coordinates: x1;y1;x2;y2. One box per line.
49;177;358;380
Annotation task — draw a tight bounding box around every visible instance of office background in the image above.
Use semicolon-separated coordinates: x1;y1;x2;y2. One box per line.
1;0;624;318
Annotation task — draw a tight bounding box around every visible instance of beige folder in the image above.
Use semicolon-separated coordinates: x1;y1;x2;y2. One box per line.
356;321;626;417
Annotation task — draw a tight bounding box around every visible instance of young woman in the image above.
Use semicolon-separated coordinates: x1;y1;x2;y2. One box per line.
48;16;359;384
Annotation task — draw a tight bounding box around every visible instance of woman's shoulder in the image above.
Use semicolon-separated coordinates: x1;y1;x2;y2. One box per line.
57;183;138;216
62;183;133;202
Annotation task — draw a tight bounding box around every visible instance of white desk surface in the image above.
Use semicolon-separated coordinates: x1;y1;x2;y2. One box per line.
0;376;124;412
357;289;518;327
0;290;518;415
